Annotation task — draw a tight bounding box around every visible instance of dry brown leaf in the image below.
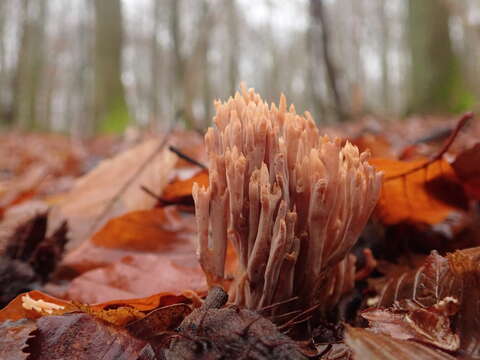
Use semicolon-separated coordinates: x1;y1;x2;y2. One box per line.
49;138;177;249
161;170;208;205
0;290;74;323
361;297;460;351
126;303;192;339
27;313;154;360
376;248;480;359
452;142;480;200
345;326;456;360
371;157;468;225
0;319;37;360
65;253;207;303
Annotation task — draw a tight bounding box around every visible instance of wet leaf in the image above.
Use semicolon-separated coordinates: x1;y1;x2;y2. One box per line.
27;313;155;360
452;143;480;200
361;297;460;351
0;291;74;323
126;303;191;339
345;326;456;360
161;170;208;205
65;253;206;303
60;206;196;274
376;248;480;359
371;157;468;225
49;138;177;249
0;319;37;360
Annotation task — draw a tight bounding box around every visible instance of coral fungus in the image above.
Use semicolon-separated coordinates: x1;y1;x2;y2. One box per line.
193;85;382;312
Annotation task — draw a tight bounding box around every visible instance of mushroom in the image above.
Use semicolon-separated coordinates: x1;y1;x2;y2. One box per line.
193;84;382;312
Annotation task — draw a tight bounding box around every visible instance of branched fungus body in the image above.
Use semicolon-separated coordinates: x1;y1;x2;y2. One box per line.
193;85;382;312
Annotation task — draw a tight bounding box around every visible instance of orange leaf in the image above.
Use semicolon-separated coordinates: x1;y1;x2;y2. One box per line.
0;291;74;323
91;207;193;252
370;157;468;225
61;206;196;274
162;170;209;204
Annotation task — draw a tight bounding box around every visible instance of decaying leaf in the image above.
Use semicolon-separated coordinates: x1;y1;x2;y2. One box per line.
0;209;68;306
49;138;177;249
0;291;74;323
0;319;37;360
377;251;461;308
161;170;208;205
375;248;480;359
371;157;468;225
345;326;456;360
452;142;480;200
65;253;206;303
361;297;460;351
27;313;155;360
126;303;192;339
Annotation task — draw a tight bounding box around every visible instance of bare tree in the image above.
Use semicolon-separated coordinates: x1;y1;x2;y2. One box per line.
94;0;129;132
13;0;48;130
149;0;162;128
407;0;471;114
310;0;347;122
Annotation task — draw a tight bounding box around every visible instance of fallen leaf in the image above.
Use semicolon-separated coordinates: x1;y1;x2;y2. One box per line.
452;143;480;200
376;248;480;359
377;251;461;308
361;297;460;351
371;157;468;225
0;290;74;323
49;137;177;249
0;210;68;305
65;253;207;303
345;326;456;360
59;206;197;274
126;303;192;339
0;319;37;360
91;208;194;252
161;170;209;205
27;313;155;360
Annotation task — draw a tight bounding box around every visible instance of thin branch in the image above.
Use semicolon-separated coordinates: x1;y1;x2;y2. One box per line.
169;145;207;169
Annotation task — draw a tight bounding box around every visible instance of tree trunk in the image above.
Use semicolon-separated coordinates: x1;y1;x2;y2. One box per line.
94;0;130;132
226;0;239;96
310;0;347;122
149;0;162;128
407;0;472;114
13;0;47;130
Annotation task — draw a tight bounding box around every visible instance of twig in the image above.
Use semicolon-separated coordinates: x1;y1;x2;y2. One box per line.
168;145;207;169
386;112;474;181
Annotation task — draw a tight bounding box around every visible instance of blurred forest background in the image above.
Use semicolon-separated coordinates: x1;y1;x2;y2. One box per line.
1;0;480;136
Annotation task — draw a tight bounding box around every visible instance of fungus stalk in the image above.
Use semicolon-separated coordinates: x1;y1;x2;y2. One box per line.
193;85;382;311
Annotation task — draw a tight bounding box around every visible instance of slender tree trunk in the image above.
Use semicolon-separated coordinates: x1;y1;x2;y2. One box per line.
407;0;471;114
13;0;47;130
378;0;390;113
94;0;130;132
310;0;347;122
149;0;162;128
169;0;191;127
226;0;239;96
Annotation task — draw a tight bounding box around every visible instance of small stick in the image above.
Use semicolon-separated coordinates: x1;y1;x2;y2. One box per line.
258;296;300;313
169;145;207;170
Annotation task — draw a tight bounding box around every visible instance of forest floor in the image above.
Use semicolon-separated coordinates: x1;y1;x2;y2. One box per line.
0;112;479;359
